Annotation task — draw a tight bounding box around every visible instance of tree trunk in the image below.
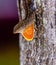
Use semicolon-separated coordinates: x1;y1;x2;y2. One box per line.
16;0;56;65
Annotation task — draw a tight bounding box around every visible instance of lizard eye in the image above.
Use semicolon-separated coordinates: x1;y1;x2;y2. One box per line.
22;22;34;41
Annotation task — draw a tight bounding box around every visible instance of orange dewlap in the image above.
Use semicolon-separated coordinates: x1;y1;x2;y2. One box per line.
22;23;34;41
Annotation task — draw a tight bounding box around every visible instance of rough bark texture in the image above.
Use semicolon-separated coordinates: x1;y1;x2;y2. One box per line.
16;0;56;65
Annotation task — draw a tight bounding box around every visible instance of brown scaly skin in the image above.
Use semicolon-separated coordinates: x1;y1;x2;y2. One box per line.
13;0;44;35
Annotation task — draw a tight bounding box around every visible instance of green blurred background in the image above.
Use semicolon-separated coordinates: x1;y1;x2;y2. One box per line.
0;41;20;65
0;19;20;65
0;0;20;65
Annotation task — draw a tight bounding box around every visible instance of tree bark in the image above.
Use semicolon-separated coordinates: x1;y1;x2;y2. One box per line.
16;0;56;65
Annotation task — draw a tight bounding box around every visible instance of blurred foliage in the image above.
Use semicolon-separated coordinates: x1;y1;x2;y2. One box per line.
0;41;20;65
